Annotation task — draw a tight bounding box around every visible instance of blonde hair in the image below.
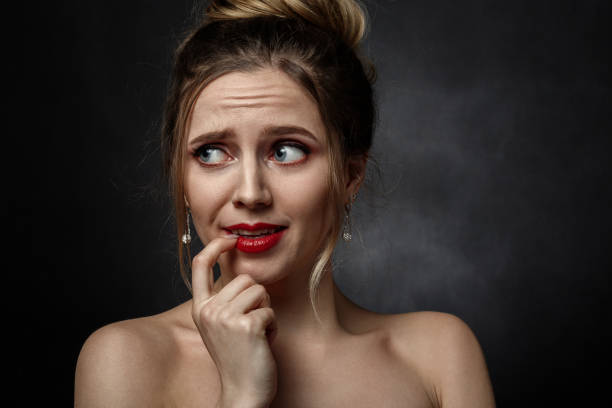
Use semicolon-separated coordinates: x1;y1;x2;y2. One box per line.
162;0;375;319
207;0;367;49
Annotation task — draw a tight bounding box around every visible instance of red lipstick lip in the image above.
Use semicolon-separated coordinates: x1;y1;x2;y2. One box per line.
223;223;288;253
224;223;285;231
235;229;286;253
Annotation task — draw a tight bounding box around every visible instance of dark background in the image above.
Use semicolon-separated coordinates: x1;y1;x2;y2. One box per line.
14;0;610;405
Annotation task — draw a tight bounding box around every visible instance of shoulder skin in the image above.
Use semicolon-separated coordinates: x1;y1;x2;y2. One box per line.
74;318;171;408
388;311;496;408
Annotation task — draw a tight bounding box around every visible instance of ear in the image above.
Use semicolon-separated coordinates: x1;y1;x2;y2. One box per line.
344;154;368;204
184;194;190;209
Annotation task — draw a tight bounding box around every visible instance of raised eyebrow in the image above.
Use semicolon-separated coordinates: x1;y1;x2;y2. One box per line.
188;126;318;147
263;126;318;143
188;129;235;147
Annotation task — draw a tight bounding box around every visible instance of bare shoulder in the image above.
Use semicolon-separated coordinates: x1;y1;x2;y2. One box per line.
75;314;176;407
385;312;496;408
385;311;480;352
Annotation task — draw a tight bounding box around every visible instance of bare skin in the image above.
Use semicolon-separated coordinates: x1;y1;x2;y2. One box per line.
75;69;495;407
75;273;494;407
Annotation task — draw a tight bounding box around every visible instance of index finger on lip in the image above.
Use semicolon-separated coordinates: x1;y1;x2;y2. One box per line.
191;236;237;306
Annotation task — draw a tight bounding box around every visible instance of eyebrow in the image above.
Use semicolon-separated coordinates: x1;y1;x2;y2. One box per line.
264;126;318;143
188;129;234;147
188;125;318;147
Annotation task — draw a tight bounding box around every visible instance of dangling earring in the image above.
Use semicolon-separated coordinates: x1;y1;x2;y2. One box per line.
182;209;192;245
343;192;358;242
342;204;352;242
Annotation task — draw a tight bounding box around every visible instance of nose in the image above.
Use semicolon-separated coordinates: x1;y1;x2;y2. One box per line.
231;157;272;210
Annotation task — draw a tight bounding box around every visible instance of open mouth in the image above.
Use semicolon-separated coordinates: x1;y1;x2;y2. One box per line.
224;223;288;253
228;226;287;238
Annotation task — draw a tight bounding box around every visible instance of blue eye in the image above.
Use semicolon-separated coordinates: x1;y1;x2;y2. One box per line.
196;146;229;164
273;144;307;163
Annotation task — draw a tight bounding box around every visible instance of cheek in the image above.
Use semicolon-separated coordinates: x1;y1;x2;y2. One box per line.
274;164;331;220
184;166;231;237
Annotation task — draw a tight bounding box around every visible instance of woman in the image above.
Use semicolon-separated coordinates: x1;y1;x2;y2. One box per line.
75;0;495;406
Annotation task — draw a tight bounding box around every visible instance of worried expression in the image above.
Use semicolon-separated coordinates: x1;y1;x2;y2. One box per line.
184;68;334;284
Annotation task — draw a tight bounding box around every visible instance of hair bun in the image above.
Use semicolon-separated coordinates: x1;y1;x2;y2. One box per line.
206;0;367;49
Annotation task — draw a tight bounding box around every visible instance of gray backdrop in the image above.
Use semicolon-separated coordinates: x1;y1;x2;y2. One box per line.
16;0;610;406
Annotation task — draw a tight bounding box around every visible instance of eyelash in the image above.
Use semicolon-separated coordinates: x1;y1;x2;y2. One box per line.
192;141;311;167
192;144;227;167
271;142;310;165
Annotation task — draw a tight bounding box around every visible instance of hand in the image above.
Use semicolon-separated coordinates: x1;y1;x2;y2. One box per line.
191;237;278;408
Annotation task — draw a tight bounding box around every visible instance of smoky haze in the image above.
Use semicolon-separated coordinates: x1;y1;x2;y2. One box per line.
18;0;610;406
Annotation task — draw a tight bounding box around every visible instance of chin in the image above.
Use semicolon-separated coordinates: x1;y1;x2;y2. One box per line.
221;254;291;284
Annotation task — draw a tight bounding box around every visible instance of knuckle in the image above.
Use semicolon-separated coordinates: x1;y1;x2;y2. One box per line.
191;253;209;269
237;274;254;285
237;316;256;333
261;307;275;320
218;308;233;322
251;284;266;296
199;303;218;323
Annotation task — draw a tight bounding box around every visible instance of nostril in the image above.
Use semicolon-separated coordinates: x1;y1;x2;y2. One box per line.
232;198;271;209
232;188;272;209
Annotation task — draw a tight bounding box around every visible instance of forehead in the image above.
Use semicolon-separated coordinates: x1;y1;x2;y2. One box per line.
188;69;325;140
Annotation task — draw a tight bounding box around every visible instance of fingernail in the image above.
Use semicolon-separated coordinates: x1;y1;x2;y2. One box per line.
223;234;239;239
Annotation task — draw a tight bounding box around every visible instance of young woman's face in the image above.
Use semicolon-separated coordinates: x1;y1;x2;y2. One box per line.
184;69;332;285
